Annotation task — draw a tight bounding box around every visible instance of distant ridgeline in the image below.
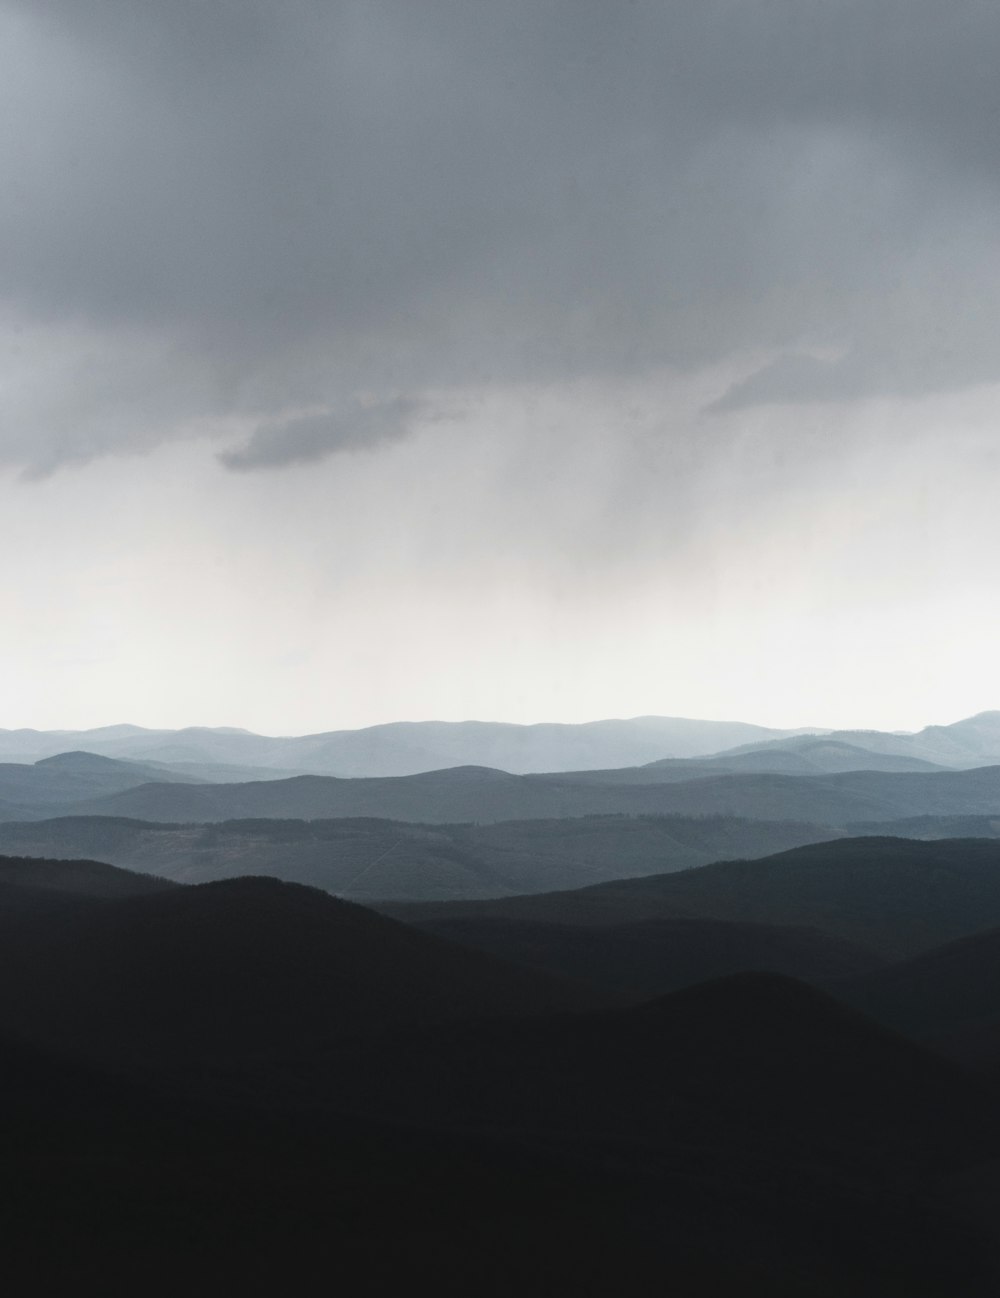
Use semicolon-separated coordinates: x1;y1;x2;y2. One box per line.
0;739;1000;900
3;708;1000;778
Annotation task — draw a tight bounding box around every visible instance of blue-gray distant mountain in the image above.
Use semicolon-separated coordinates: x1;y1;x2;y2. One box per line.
641;737;945;777
40;761;1000;828
0;737;950;824
4;711;1000;778
0;716;820;776
0;751;204;820
714;710;1000;770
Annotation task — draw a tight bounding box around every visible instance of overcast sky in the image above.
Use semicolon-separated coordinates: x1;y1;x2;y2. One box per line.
2;1;999;734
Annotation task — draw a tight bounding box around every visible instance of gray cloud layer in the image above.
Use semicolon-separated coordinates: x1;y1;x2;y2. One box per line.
4;1;1000;471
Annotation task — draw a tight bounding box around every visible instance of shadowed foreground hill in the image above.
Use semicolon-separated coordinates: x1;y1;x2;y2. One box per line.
0;872;585;1079
417;915;883;1002
4;975;994;1296
318;972;986;1172
832;927;1000;1070
0;852;175;899
308;974;998;1293
0;855;997;1294
0;855;176;935
388;837;1000;958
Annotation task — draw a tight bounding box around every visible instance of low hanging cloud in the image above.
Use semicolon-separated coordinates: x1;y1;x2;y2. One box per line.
3;2;1000;473
709;354;852;412
219;397;430;471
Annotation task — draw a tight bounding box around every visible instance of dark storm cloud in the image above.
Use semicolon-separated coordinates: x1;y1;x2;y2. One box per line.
3;1;1000;471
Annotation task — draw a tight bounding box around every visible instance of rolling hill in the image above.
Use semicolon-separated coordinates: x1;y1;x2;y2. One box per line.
45;761;1000;828
0;852;175;900
418;914;883;1001
6;805;1000;907
388;837;1000;958
0;849;995;1295
641;737;946;777
316;972;985;1175
0;812;846;901
0;750;203;820
832;927;1000;1069
0;870;586;1078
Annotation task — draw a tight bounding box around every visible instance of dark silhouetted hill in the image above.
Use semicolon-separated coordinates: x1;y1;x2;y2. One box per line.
318;973;986;1175
2;835;999;1294
0;865;996;1294
389;837;1000;958
3;973;993;1297
832;927;1000;1070
416;915;883;1001
0;852;176;899
0;876;587;1080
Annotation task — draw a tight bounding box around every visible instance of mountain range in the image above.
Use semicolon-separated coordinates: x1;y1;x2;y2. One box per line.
4;709;1000;778
0;715;817;777
21;758;1000;828
0;739;972;821
6;716;1000;1287
724;711;1000;770
0;711;999;834
4;808;999;904
1;847;997;1294
0;812;848;900
5;750;1000;902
